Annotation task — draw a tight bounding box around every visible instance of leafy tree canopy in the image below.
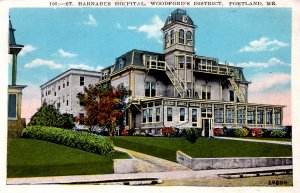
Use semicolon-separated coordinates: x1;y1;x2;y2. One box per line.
29;102;75;129
77;84;130;135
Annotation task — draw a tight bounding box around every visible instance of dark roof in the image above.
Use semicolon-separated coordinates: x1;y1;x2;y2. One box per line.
163;9;195;29
113;49;164;73
9;18;24;54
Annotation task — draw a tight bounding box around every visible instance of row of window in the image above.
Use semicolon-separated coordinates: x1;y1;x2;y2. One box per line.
142;107;281;125
42;77;85;98
164;29;193;48
214;107;281;125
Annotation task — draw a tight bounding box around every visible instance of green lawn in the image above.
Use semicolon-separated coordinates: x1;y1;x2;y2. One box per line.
7;138;129;178
111;137;292;162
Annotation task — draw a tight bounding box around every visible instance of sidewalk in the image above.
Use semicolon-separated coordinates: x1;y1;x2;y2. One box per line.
7;165;292;185
114;147;189;173
214;137;292;146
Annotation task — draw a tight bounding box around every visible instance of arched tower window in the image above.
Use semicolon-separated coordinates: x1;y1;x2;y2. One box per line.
179;29;184;44
186;31;193;46
164;33;169;48
170;30;175;45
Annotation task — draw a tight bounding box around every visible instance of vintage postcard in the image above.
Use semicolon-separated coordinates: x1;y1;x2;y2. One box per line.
1;0;299;192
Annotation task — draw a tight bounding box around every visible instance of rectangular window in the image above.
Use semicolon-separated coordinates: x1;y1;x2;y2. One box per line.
145;82;156;97
151;82;156;97
237;109;245;124
58;86;60;90
145;82;150;97
247;111;255;124
167;107;173;121
67;81;69;86
57;103;60;109
214;105;224;123
142;110;147;123
8;94;17;119
180;108;185;121
207;86;211;100
266;111;272;124
257;111;264;124
66;100;69;106
148;109;153;123
275;111;281;125
54;92;56;96
192;109;197;122
156;108;160;122
186;57;191;69
226;108;234;123
230;90;234;102
63;83;65;88
201;85;206;99
80;76;84;86
178;56;184;68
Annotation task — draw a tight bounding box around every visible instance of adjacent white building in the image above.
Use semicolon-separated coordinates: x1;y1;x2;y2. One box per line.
40;69;101;118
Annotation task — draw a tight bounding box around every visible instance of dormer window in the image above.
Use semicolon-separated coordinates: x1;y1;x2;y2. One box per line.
170;30;175;45
179;29;184;44
186;31;193;46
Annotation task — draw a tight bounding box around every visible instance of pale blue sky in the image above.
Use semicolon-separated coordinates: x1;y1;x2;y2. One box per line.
8;8;292;123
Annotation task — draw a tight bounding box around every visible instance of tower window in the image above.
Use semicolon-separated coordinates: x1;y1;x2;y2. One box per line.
179;29;184;44
186;31;192;45
170;30;175;45
164;33;169;48
178;56;184;68
186;57;191;69
8;94;17;119
145;82;156;97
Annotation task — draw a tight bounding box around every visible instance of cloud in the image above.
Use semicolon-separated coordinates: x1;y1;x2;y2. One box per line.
116;23;122;29
19;45;37;56
24;58;63;69
249;72;290;92
83;14;97;26
68;63;104;71
58;49;77;58
239;37;288;52
249;91;291;125
21;84;41;124
235;58;290;68
128;15;164;44
128;26;137;30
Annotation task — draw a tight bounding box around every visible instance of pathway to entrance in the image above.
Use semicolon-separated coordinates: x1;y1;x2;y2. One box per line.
214;136;292;146
114;147;190;173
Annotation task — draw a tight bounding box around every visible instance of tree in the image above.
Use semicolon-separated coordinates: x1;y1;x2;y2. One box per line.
77;84;130;135
29;102;75;129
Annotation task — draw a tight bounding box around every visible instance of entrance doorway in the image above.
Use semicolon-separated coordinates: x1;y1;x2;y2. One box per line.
202;119;212;137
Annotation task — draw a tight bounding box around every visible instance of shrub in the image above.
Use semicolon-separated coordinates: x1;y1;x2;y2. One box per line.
213;128;224;136
183;128;202;144
29;102;75;129
234;127;249;137
270;129;286;138
22;126;114;156
132;131;146;136
161;127;175;137
223;128;235;137
251;128;263;137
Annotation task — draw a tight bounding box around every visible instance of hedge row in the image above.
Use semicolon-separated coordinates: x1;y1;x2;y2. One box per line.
22;126;114;156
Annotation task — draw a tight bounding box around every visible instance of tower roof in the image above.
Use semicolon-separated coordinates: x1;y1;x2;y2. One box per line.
9;17;24;54
163;9;195;29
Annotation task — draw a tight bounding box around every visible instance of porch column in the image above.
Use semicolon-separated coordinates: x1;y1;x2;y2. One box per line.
255;106;258;127
272;108;275;129
245;106;248;127
234;105;237;127
263;107;267;128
